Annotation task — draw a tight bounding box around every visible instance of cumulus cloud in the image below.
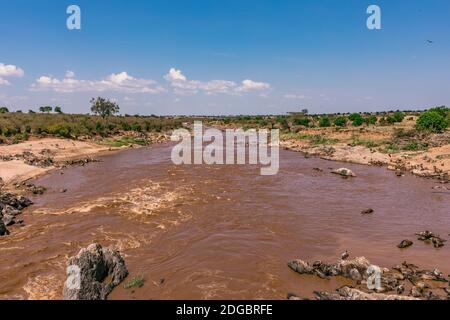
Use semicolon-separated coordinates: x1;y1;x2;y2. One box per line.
164;68;270;95
236;79;270;93
30;71;165;94
0;63;24;86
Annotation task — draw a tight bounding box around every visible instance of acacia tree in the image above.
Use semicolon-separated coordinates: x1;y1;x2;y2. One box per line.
90;97;120;118
39;106;52;113
54;106;63;113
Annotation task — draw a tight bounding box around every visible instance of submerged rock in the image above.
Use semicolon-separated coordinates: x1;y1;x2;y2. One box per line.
63;243;128;300
416;231;446;248
361;208;374;215
397;240;413;249
331;168;356;177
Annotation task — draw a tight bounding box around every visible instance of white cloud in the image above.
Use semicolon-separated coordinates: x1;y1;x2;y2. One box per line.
164;68;187;82
30;71;166;94
284;94;311;100
236;79;270;92
0;63;24;86
164;68;270;95
65;70;75;78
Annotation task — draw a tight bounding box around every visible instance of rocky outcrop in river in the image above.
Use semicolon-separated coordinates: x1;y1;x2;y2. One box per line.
63;243;129;300
0;192;33;235
288;256;450;300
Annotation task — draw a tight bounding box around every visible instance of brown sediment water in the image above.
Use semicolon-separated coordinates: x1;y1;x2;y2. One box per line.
0;142;449;300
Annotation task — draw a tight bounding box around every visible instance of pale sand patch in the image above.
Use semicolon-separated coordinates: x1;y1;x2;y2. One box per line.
0;138;110;185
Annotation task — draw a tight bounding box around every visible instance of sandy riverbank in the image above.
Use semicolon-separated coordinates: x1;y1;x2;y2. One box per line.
0;138;112;186
281;139;450;180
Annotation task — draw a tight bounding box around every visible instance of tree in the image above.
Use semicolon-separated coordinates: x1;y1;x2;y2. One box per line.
348;113;364;126
90;97;120;118
39;106;52;113
416;109;449;133
0;107;9;113
334;116;347;127
54;106;63;113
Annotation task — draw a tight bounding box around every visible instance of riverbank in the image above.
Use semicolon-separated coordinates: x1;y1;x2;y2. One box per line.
0;132;170;188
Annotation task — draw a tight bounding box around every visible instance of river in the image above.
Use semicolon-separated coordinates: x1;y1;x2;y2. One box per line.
0;142;449;299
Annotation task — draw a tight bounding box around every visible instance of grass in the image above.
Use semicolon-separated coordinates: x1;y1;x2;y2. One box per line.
350;138;381;148
124;275;145;289
280;132;338;145
100;136;149;147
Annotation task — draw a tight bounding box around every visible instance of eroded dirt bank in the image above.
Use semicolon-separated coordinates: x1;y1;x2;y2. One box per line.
0;143;448;300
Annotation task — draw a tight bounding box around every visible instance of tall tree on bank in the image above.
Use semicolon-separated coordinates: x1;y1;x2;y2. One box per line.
90;97;120;118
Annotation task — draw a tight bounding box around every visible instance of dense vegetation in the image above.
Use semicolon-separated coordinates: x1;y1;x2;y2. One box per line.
0;112;186;144
0;101;448;147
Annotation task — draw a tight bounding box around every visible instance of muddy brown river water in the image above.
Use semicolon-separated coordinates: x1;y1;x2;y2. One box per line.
0;142;449;299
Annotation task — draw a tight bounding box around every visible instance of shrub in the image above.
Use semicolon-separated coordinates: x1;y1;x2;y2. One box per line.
319;117;331;127
365;115;378;125
348;113;364;126
0;107;9;113
416;110;449;133
392;111;405;123
334;116;347;127
46;124;71;138
293;117;310;127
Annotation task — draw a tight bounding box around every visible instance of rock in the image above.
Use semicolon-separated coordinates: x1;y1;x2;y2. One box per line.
348;268;362;282
288;256;370;281
315;286;418;300
341;250;349;260
287;259;313;275
431;237;445;248
2;214;16;226
0;193;32;231
397;240;413;249
0;220;9;236
361;208;374;215
60;189;68;193
416;231;446;248
287;293;301;300
63;243;128;300
331;168;356;177
2;205;21;217
411;286;423;298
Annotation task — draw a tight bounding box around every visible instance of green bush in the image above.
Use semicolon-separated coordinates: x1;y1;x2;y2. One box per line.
319;117;331;127
348;113;364;126
416;110;449;133
334;116;347;127
293;117;310;127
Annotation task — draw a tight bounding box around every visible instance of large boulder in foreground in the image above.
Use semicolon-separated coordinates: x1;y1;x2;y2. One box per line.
63;243;128;300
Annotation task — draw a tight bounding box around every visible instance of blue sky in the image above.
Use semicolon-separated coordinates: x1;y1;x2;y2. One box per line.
1;0;449;115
